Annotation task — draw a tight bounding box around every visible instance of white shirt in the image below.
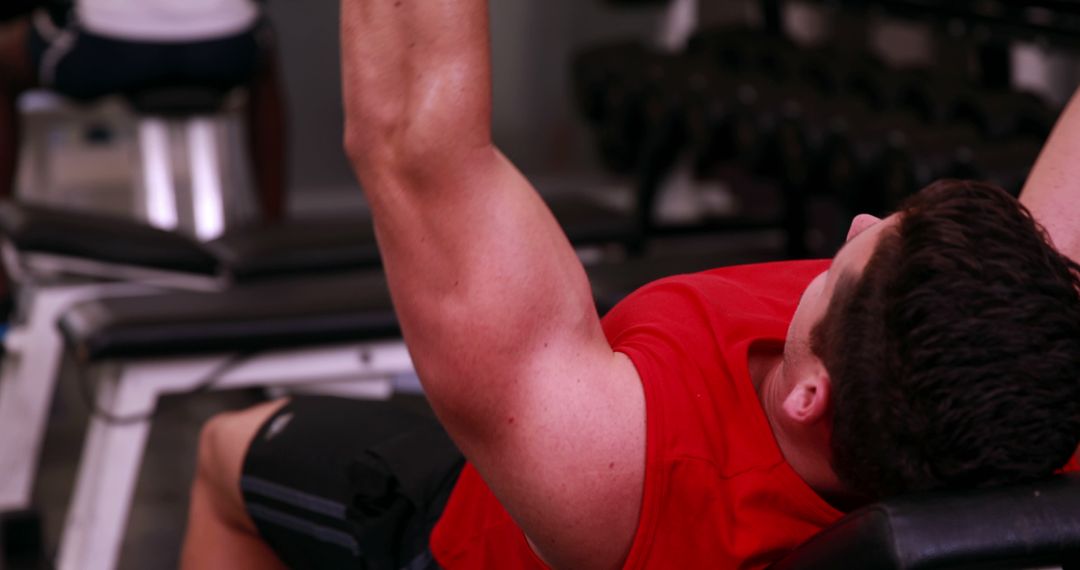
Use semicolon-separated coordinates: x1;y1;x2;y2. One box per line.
77;0;259;42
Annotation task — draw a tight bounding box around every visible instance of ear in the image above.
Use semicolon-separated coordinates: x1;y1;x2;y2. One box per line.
782;368;831;425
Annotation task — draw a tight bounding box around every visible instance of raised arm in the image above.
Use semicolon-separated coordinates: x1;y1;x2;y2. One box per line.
1020;90;1080;263
340;2;644;568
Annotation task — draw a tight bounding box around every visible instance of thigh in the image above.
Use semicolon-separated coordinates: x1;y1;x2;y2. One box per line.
241;396;464;570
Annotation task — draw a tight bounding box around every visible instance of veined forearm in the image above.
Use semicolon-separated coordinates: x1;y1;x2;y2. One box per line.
340;0;492;179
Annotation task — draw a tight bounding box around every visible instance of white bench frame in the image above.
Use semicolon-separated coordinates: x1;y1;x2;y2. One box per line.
0;243;221;516
55;339;411;570
0;241;415;570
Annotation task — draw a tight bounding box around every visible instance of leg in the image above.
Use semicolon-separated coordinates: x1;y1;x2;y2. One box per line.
0;17;36;199
245;27;287;223
185;395;462;569
181;399;290;570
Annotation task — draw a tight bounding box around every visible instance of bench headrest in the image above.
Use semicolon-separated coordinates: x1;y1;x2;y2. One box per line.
770;474;1080;569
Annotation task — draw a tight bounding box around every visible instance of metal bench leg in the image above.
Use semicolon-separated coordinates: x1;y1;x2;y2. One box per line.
187;117;226;241
0;284;152;513
0;293;67;513
138;118;179;231
56;341;412;570
56;364;158;570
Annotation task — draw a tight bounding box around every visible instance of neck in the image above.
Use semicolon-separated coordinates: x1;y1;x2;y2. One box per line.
754;353;854;509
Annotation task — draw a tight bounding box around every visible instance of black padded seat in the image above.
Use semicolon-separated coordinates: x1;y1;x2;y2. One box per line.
59;271;398;361
199;195;633;282
0;201;377;280
0;200;219;275
57;253;736;363
770;474;1080;569
0;194;637;282
209;217;381;281
125;86;230;117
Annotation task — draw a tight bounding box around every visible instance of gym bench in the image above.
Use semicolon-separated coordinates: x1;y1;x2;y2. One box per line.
772;474;1080;569
0;203;383;523
0;194;638;530
47;254;663;570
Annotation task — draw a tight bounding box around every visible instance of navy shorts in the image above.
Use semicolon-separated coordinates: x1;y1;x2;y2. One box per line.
27;9;264;101
241;396;464;570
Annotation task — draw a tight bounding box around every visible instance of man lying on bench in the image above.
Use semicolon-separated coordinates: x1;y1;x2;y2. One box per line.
177;1;1080;568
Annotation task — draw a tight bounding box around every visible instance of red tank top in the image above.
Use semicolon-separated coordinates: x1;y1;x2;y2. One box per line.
429;258;1080;567
430;260;844;568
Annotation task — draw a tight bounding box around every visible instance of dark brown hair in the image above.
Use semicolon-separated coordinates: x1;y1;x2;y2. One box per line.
812;179;1080;500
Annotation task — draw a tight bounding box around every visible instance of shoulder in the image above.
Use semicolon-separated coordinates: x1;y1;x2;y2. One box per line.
603;260;828;344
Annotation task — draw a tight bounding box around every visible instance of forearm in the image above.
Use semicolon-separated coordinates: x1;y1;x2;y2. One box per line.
1020;90;1080;263
340;0;492;179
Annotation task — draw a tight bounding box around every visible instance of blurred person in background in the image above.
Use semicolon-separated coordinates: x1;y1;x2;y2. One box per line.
0;0;287;222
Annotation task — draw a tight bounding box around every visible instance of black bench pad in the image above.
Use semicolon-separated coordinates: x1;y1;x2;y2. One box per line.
1;194;636;281
0;201;219;275
208;217;381;281
770;474;1080;569
58;249;726;362
60;271;397;361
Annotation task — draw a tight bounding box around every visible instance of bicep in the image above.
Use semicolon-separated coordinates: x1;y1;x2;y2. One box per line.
466;348;646;570
370;152;646;568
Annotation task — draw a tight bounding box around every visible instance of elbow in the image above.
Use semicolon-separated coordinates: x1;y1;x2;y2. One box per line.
343;120;397;178
344;115;495;184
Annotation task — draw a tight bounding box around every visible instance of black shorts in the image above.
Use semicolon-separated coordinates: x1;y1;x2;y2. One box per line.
241;396;464;570
27;9;264;101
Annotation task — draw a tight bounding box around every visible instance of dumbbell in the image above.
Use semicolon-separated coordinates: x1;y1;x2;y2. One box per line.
806;107;982;215
948;90;1055;141
571;41;650;127
687;27;800;81
844;63;956;122
943;139;1043;196
801;97;887;200
794;47;885;100
684;71;804;181
861;122;985;213
594;51;690;175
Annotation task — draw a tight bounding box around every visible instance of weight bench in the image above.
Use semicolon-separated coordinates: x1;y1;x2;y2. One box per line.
50;270;401;570
0;203;384;521
0;195;639;531
771;474;1080;569
45;254;657;570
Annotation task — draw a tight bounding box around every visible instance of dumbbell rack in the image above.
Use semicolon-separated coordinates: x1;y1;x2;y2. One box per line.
791;0;1080;90
577;0;1075;258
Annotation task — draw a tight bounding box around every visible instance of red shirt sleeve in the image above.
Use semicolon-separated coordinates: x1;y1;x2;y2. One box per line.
1058;449;1080;474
